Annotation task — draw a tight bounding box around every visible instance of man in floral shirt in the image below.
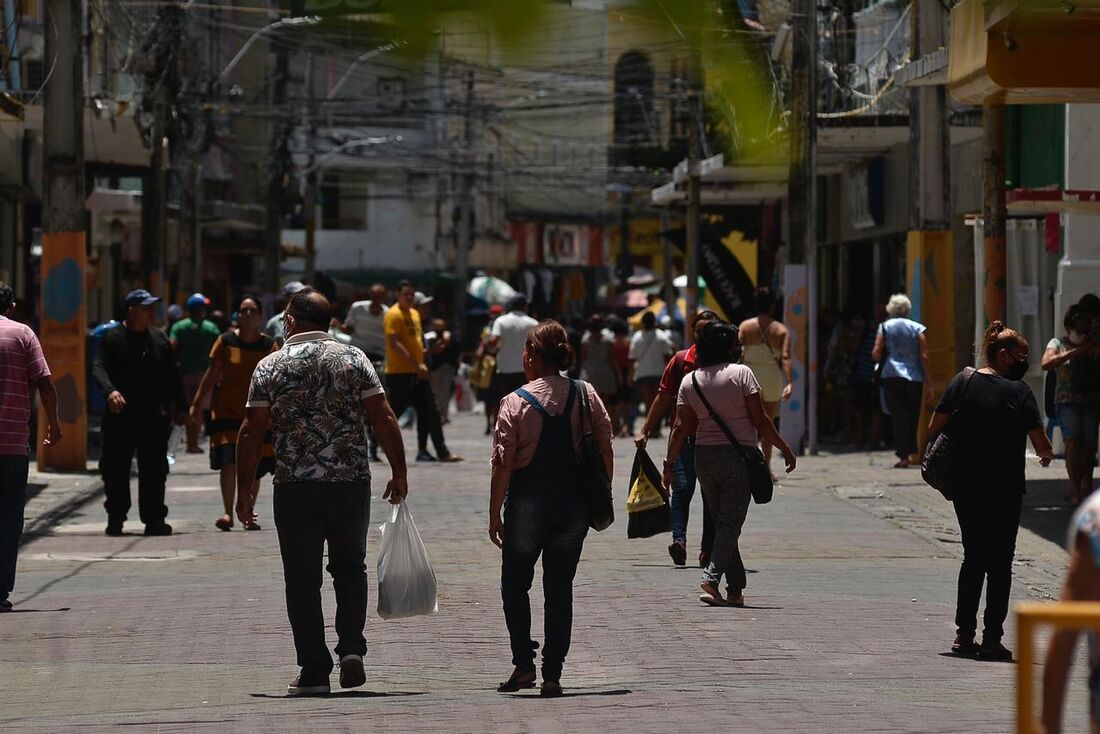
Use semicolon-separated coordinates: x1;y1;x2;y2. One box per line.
236;288;408;697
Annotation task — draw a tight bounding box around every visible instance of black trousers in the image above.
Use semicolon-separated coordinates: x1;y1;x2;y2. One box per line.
274;481;370;679
883;378;924;460
953;492;1023;640
99;417;170;526
0;455;29;602
386;373;449;457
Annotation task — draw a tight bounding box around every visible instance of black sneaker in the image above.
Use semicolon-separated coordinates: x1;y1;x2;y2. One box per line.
416;451;437;462
143;523;173;537
668;541;687;566
0;599;11;612
951;636;980;657
287;674;330;697
105;523;123;537
978;640;1013;662
339;654;366;689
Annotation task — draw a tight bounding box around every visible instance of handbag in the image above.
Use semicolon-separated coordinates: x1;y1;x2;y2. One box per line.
921;367;976;501
691;373;773;505
469;353;496;391
575;380;615;531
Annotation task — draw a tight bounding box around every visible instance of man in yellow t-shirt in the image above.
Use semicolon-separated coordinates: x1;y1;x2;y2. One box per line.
383;282;461;463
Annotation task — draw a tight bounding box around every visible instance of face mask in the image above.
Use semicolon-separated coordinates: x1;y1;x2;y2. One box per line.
1006;354;1030;381
1068;331;1085;346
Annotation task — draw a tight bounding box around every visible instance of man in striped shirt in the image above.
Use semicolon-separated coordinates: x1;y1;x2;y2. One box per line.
0;282;61;612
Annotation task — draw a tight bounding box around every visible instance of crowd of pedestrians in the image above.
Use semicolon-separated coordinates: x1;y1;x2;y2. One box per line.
2;270;1100;721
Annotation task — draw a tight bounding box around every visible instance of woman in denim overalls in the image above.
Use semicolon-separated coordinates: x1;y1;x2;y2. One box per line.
488;321;614;697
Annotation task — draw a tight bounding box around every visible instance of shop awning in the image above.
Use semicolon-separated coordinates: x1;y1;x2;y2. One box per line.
1006;189;1100;215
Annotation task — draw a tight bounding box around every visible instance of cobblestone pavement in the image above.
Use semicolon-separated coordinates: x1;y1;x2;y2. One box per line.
0;413;1091;733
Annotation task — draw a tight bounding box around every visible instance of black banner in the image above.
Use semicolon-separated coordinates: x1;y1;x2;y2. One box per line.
698;238;754;325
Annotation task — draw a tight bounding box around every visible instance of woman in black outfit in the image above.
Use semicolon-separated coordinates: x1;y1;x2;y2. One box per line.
929;321;1054;661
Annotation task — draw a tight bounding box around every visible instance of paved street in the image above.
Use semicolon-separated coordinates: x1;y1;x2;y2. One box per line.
0;413;1090;733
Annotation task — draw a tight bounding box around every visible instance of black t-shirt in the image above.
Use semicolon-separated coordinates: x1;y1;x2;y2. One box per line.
935;369;1042;494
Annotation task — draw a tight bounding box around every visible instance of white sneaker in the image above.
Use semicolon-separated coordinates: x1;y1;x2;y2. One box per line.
287;674;330;696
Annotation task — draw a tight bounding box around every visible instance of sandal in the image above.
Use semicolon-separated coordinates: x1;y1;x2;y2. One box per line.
215;517;233;531
726;590;746;608
892;459;910;469
699;582;727;607
497;667;536;693
243;521;262;531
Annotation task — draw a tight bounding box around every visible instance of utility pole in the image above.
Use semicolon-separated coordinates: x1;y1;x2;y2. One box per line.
39;0;86;469
684;88;701;330
787;0;818;454
303;50;317;285
908;0;951;232
265;41;290;292
982;103;1007;326
452;69;475;342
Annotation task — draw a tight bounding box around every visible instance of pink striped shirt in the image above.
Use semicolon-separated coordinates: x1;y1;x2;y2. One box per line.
0;317;50;455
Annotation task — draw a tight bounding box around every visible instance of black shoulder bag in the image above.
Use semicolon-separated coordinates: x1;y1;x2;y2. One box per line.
575;380;615;531
691;373;773;505
921;367;976;501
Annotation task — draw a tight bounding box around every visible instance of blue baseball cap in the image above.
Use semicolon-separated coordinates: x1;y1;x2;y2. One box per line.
186;293;207;310
124;289;160;308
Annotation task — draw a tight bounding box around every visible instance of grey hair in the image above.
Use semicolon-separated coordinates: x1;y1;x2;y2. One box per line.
886;293;912;318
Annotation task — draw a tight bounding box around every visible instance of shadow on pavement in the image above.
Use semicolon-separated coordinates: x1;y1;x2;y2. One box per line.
503;689;632;699
249;691;426;699
3;607;71;613
1020;478;1076;552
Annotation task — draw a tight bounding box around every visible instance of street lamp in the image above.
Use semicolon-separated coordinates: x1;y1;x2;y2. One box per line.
218;16;321;83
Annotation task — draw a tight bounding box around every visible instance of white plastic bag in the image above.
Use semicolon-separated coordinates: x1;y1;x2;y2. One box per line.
376;502;438;620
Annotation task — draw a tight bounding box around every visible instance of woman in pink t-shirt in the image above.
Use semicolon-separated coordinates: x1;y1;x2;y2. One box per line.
664;320;796;607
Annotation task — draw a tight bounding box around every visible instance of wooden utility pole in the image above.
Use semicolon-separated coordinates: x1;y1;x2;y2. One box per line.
787;0;818;453
39;0;87;469
982;103;1007;326
303;50;317;285
264;42;290;292
684;90;701;329
452;69;475;342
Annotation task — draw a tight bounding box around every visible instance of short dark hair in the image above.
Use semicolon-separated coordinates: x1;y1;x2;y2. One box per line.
691;309;720;332
397;280;414;292
0;282;12;314
695;320;740;367
1064;303;1088;331
641;311;657;329
238;292;262;314
753;287;776;315
286;287;332;330
588;314;605;332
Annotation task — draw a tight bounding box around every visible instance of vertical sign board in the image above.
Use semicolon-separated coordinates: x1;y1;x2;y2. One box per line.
906;229;955;456
780;264;807;454
37;231;87;470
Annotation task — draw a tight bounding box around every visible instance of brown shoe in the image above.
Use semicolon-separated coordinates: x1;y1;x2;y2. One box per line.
439;454;464;463
726;590;745;608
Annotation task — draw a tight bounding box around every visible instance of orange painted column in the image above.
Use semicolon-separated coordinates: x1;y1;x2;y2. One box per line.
37;231;87;471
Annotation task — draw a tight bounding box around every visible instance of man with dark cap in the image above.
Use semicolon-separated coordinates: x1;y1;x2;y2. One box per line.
92;289;186;536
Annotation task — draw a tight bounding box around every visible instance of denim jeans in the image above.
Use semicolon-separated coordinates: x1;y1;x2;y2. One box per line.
0;455;29;603
501;486;588;682
669;438;715;552
274;480;371;679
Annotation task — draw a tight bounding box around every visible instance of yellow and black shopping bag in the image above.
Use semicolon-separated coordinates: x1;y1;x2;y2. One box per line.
626;448;671;539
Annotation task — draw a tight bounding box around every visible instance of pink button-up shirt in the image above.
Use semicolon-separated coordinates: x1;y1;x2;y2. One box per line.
491;375;614;471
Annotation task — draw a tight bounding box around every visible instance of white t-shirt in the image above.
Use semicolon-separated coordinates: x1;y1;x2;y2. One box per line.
491;310;539;374
629;329;675;380
345;300;389;357
677;363;761;447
